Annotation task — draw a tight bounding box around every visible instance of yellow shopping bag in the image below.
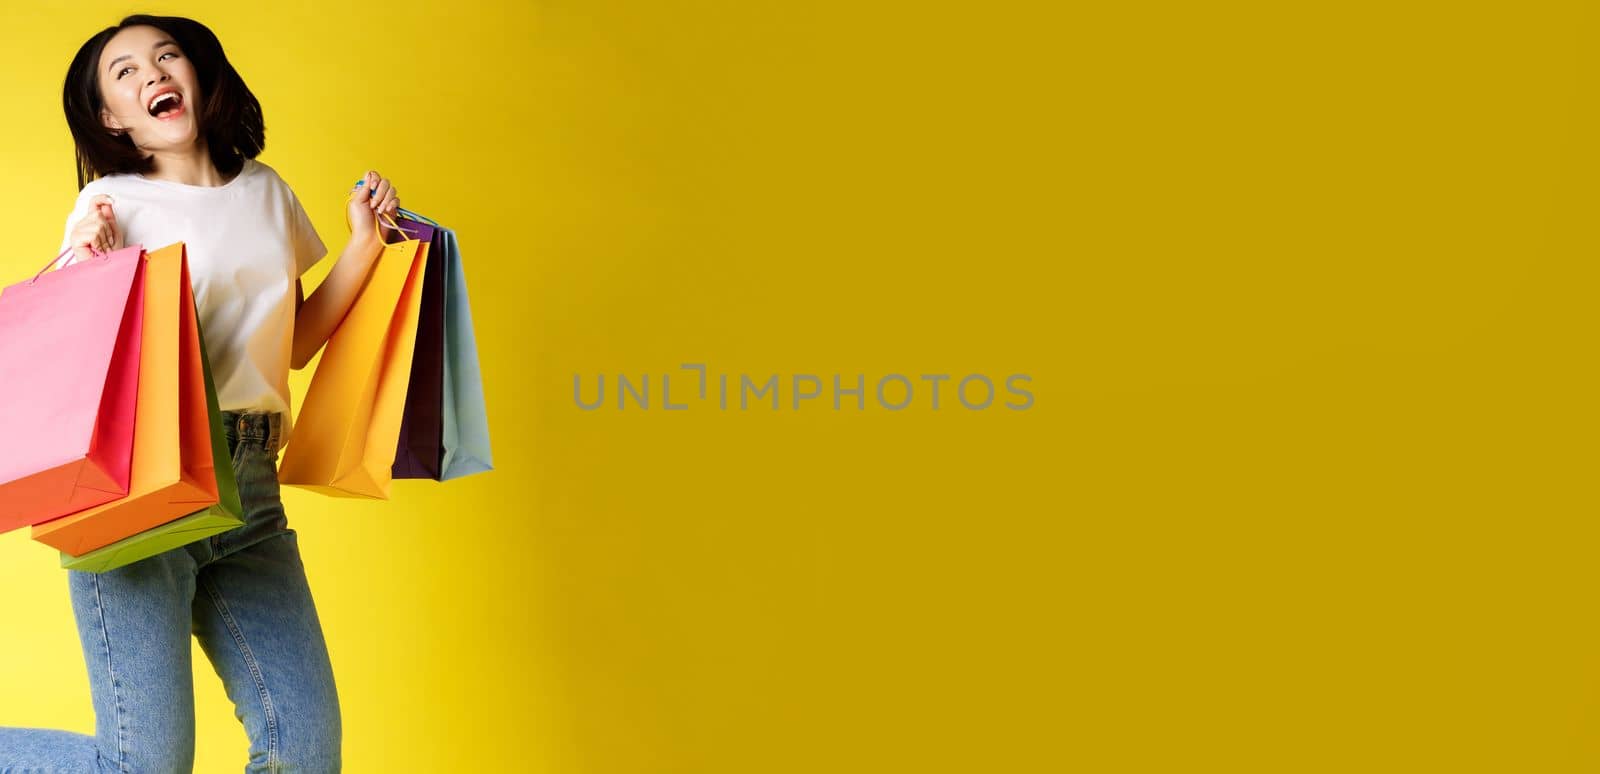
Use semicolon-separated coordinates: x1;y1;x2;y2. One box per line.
279;213;429;498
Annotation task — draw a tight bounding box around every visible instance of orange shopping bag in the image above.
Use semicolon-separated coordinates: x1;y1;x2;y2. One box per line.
33;243;226;555
279;213;429;498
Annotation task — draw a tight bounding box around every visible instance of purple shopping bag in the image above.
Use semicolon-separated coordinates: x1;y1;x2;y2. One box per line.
391;217;444;479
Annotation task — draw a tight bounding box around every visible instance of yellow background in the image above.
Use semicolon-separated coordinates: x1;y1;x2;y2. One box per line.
0;1;1594;771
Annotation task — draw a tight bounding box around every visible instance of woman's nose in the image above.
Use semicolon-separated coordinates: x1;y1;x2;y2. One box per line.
146;72;170;87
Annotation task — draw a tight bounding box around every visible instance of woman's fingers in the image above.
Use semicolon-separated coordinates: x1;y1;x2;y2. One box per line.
74;195;117;254
369;177;391;210
92;197;115;227
98;203;118;249
356;170;400;221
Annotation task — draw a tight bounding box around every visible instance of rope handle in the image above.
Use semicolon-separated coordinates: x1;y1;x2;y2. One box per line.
30;245;107;285
397;207;439;227
345;180;421;243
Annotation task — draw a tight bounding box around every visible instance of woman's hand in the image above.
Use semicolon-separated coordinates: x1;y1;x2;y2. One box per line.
347;170;401;243
66;194;122;263
299;171;401;369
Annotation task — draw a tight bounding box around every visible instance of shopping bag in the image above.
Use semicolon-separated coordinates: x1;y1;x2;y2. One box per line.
60;297;245;572
0;245;145;533
194;314;245;523
34;244;222;555
392;209;493;480
436;224;493;480
59;510;243;573
279;213;429;498
391;217;444;479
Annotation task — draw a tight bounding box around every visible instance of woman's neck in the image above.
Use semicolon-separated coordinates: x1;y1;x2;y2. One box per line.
141;143;234;187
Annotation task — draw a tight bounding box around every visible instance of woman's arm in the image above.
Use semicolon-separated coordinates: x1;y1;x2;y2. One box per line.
291;170;402;370
291;231;381;370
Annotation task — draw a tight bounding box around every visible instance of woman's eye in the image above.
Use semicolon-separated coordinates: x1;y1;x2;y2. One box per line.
115;53;177;79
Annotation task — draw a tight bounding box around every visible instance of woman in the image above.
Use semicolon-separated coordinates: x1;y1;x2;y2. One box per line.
0;14;400;772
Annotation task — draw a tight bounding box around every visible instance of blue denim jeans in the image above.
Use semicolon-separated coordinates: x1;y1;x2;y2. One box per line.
0;412;341;773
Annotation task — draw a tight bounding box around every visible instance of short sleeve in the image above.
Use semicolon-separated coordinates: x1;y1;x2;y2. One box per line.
290;189;328;277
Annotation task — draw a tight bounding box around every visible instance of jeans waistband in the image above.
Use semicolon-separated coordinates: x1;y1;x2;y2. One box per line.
222;411;284;454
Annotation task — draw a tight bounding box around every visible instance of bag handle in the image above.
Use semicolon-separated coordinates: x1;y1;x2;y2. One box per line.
397;207;439;227
342;199;420;244
348;178;424;242
376;210;415;244
30;246;106;285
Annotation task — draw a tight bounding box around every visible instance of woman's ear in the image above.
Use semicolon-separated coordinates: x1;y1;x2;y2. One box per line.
101;107;125;136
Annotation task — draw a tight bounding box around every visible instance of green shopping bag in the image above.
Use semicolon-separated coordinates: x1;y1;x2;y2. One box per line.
61;313;244;572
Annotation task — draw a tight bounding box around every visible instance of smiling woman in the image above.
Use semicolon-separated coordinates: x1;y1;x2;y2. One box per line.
0;13;405;773
61;15;263;191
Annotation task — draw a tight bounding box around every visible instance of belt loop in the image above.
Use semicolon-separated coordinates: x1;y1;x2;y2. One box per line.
268;414;282;454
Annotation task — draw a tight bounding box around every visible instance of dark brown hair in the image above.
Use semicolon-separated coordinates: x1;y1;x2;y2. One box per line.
63;14;264;190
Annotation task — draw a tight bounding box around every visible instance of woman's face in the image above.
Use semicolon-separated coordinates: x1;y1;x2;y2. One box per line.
96;25;200;153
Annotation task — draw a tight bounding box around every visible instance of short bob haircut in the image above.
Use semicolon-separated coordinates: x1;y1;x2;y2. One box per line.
63;14;264;190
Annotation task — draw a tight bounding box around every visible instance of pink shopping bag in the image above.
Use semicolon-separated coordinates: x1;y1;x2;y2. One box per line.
0;245;146;534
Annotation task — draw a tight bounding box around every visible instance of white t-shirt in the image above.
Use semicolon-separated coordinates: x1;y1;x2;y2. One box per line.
58;158;328;445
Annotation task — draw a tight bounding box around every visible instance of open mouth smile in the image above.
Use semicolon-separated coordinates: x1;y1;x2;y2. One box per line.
147;90;185;121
